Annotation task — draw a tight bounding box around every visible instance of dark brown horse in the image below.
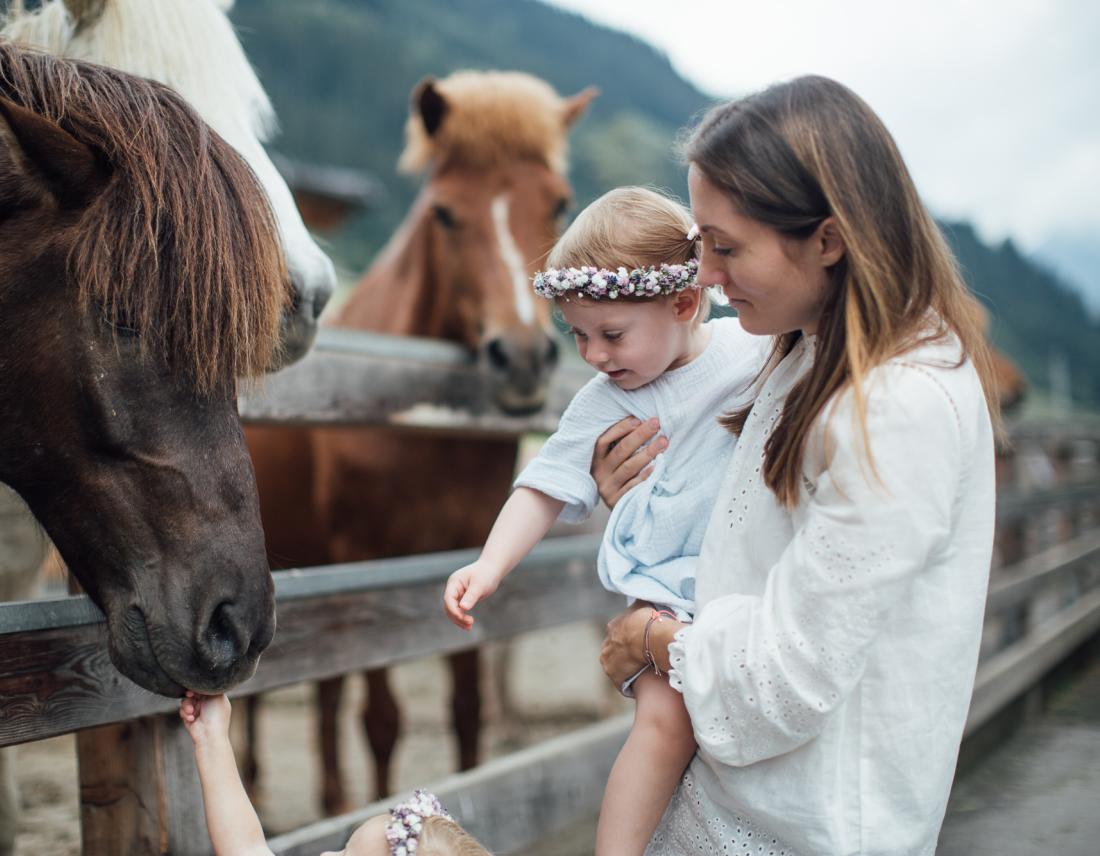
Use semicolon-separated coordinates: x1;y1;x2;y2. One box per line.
0;40;289;695
245;70;595;812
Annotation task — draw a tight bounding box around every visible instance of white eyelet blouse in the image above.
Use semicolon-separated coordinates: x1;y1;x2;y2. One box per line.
648;331;996;856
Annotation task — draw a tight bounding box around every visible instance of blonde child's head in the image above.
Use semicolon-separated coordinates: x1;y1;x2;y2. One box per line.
537;187;713;391
324;792;491;856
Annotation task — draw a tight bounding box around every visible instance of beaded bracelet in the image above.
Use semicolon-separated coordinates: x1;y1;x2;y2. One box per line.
643;609;677;676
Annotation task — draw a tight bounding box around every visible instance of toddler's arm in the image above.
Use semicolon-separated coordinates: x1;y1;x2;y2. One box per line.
444;487;563;628
179;692;274;856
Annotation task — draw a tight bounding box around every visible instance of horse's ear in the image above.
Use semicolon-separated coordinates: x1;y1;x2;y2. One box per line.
562;86;599;129
412;77;448;137
0;97;109;209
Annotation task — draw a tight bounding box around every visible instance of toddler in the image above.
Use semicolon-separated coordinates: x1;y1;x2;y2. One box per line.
178;692;489;856
443;187;768;855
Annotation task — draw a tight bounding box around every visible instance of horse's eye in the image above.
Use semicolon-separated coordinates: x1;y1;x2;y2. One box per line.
97;306;140;339
553;197;572;220
432;204;458;229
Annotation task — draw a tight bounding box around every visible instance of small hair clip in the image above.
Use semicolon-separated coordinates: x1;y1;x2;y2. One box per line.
385;789;453;855
686;223;700;241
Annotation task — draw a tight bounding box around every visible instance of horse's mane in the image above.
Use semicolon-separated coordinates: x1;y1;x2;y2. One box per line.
399;70;574;175
0;39;288;391
1;0;275;148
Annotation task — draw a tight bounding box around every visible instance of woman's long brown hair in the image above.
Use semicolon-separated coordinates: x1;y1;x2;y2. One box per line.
683;75;1001;507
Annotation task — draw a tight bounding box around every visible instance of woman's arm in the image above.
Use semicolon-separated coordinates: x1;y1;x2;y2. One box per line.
590;417;667;509
444;487;563;628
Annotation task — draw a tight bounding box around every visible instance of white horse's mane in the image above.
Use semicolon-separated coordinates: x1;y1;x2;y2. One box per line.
2;0;276;145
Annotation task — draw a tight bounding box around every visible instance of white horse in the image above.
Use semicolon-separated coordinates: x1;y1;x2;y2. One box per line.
0;3;336;850
2;0;337;365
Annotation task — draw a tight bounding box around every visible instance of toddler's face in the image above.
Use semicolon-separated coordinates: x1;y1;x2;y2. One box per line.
559;296;694;390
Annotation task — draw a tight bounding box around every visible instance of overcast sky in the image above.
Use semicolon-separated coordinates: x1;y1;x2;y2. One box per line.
544;0;1099;262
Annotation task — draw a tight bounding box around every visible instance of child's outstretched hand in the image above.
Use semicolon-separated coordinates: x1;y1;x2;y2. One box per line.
444;560;503;630
179;691;232;747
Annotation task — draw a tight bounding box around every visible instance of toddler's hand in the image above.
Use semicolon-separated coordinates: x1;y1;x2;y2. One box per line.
179;691;232;746
444;560;503;630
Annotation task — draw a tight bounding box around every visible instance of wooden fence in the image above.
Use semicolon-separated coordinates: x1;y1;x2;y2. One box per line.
1;329;1099;854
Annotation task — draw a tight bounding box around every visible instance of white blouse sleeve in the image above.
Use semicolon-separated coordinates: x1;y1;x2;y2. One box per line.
513;376;634;524
669;366;965;767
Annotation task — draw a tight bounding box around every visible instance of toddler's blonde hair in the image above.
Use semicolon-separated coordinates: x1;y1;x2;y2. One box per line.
549;186;698;272
547;186;708;320
417;815;492;855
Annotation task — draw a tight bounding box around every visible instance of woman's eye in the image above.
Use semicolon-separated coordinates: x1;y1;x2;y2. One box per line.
604;332;623;343
569;329;587;340
712;245;733;257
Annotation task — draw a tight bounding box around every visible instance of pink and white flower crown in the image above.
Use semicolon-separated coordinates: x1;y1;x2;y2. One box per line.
532;259;700;301
385;789;453;855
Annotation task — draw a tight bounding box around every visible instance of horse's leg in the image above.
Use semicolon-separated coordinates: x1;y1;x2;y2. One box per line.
0;748;16;856
448;649;482;771
317;676;349;816
363;668;401;799
241;695;262;809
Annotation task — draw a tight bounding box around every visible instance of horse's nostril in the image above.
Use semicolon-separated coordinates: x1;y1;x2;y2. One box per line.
311;287;331;321
485;338;510;371
545;337;560;367
200;601;246;673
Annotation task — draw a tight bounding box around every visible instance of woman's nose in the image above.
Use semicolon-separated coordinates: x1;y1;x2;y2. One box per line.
698;253;728;288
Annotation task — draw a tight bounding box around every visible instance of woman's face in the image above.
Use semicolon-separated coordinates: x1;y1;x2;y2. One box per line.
688;164;839;337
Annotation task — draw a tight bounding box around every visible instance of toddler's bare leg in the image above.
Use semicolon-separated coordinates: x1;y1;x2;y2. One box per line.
595;671;696;856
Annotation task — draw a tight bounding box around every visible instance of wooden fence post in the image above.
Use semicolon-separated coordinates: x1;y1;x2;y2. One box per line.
77;715;209;855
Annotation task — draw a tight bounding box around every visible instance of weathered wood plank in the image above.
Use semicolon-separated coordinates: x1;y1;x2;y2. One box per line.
966;586;1100;735
237;327;591;434
77;715;210;856
267;714;631;856
0;536;610;747
996;480;1100;526
985;529;1100;615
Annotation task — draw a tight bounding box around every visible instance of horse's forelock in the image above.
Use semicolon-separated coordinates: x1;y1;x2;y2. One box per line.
0;40;289;392
399;71;572;175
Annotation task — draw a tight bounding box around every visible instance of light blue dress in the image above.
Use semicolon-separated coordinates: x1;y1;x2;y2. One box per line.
515;317;769;619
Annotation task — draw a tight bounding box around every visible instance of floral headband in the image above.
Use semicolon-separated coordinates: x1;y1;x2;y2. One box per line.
385;789;453;855
532;259;700;301
532;224;703;301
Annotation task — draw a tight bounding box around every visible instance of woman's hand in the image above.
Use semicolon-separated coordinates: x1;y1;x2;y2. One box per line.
599;603;652;685
591;417;667;510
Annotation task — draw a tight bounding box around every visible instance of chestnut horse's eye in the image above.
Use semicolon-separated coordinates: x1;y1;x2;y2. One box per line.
553;196;571;220
432;204;458;229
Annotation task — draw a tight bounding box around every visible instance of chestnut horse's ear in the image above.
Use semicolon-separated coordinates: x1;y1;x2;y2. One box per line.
412;78;449;137
0;97;109;209
562;86;599;129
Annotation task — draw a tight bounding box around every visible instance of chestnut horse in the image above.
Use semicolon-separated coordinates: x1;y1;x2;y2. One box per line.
0;40;289;692
245;70;596;812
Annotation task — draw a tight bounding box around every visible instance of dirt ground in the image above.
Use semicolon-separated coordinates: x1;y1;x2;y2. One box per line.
10;621;627;855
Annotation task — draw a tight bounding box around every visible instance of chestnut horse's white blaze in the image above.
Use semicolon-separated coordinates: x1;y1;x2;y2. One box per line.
2;0;335;364
492;194;537;326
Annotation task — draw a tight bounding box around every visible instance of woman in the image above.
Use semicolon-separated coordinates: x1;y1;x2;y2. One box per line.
595;76;999;855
